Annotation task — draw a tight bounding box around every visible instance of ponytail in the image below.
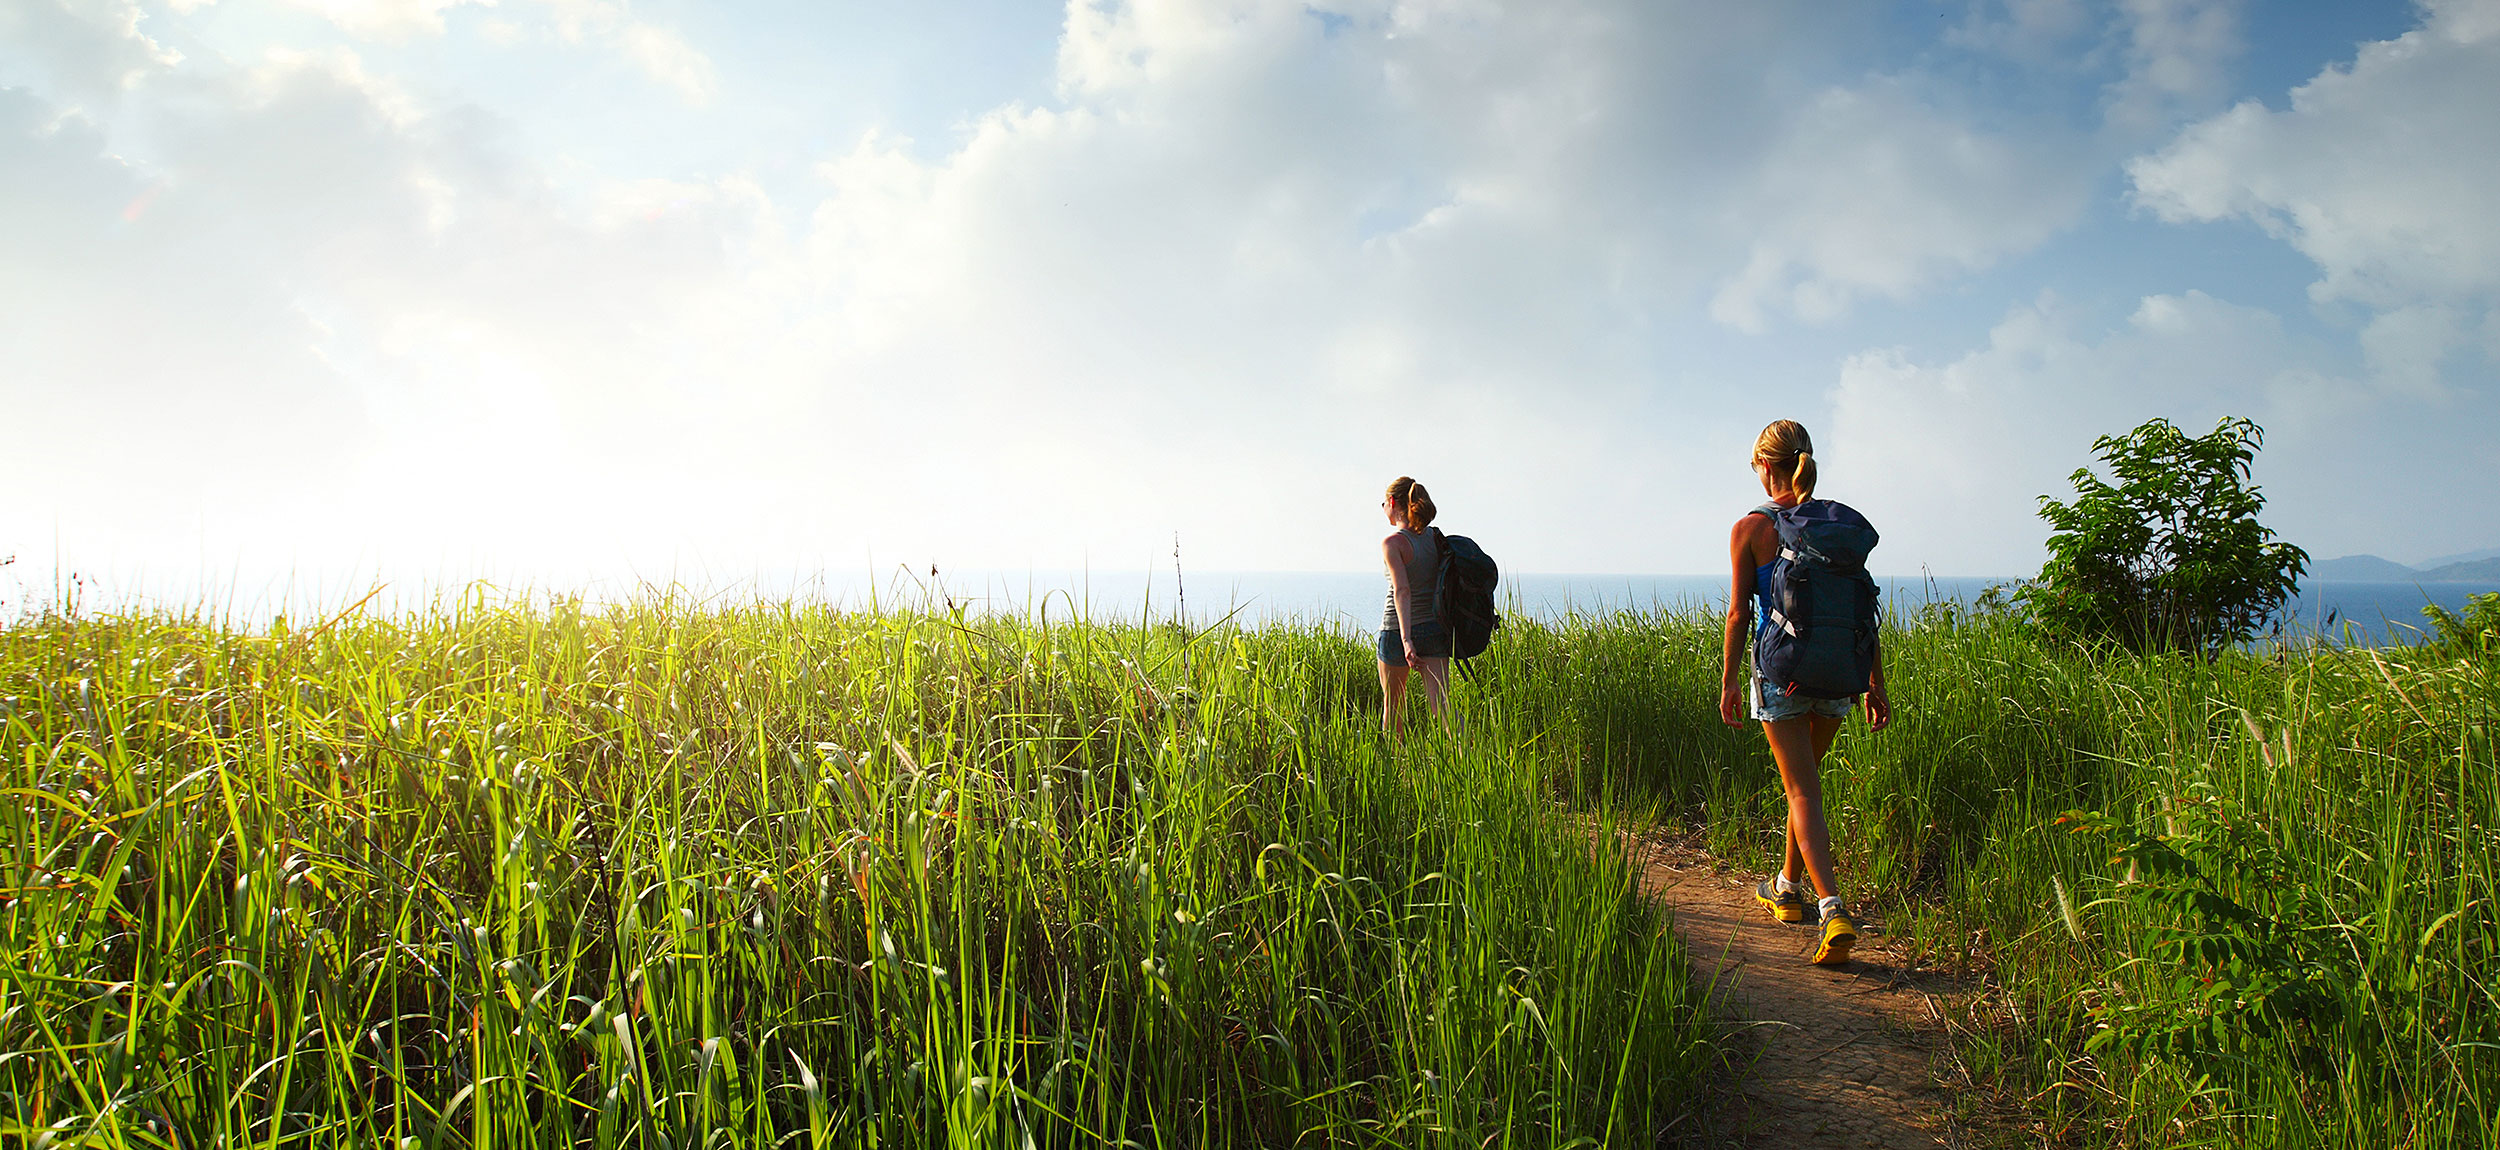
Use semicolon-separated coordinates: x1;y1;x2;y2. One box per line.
1385;476;1438;530
1752;420;1819;500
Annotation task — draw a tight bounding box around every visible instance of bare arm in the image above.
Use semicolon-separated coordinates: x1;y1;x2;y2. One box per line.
1864;635;1891;731
1719;515;1771;727
1384;532;1417;657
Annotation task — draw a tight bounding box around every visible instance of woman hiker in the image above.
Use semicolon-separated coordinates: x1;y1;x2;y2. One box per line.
1718;420;1892;965
1379;476;1451;735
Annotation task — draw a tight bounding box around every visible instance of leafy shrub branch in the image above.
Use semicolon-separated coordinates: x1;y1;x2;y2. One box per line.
2422;592;2500;658
2021;416;2308;655
2062;788;2358;1089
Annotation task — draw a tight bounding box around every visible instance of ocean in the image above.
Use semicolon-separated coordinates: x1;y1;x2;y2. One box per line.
13;565;2487;650
913;570;2498;648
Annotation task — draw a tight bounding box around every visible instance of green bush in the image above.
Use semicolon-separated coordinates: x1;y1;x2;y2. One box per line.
2062;792;2355;1086
2021;416;2309;654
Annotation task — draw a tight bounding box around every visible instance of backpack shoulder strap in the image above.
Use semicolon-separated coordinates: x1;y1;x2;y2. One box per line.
1753;503;1806;563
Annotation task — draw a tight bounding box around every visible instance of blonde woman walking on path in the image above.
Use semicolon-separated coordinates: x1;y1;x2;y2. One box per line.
1719;420;1891;965
1379;476;1451;735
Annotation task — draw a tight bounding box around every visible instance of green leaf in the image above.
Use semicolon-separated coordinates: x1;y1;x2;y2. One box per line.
2018;416;2307;654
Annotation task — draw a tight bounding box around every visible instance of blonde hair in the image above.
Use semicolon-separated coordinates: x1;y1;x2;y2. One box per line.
1385;476;1437;530
1752;420;1817;500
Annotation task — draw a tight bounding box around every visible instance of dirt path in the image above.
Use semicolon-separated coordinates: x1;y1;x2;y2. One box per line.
1633;832;2004;1149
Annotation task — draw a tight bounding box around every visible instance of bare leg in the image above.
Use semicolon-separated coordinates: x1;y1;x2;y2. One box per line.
1777;715;1845;885
1766;713;1847;899
1414;656;1450;720
1379;661;1409;735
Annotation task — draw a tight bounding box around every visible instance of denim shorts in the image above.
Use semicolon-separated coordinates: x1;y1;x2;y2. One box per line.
1751;678;1855;723
1378;621;1452;667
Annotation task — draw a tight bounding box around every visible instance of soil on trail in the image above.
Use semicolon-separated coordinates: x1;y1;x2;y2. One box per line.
1635;833;2008;1149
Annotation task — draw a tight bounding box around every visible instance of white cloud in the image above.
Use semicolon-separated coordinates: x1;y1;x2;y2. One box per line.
1704;0;2255;332
518;0;712;103
2129;0;2500;388
1947;0;2096;62
254;0;717;105
2;24;769;581
1707;78;2091;332
247;44;424;125
2426;0;2500;40
0;0;180;109
1831;292;2286;573
7;0;1863;585
10;0;2483;600
1825;289;2495;573
531;0;611;42
2358;303;2470;400
273;0;488;40
614;21;712;103
2104;0;2242;132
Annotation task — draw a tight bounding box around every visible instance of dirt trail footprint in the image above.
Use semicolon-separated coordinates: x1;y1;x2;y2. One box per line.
1636;835;2007;1149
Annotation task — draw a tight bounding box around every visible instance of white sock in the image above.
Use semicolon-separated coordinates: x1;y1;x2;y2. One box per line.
1817;895;1845;918
1775;874;1804;895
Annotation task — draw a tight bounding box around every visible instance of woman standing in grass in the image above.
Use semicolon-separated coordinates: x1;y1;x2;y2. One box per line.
1719;420;1891;965
1380;476;1451;734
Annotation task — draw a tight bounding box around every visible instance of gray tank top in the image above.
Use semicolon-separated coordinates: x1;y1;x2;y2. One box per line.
1381;527;1440;630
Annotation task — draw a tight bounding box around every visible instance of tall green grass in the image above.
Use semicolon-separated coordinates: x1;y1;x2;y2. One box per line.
9;588;2489;1148
0;595;1712;1148
1467;601;2498;1149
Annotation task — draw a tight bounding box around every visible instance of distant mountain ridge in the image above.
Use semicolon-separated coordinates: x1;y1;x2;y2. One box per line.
2314;553;2500;583
2425;557;2500;582
2312;554;2419;581
2414;546;2500;569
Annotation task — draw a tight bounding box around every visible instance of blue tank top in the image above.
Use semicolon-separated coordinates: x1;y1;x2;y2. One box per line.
1751;503;1783;640
1754;559;1778;640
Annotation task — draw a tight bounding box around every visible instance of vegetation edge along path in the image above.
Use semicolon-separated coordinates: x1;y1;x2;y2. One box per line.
1629;829;2023;1149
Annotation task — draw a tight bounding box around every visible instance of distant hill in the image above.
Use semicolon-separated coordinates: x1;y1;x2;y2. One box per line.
2312;553;2500;583
2313;554;2421;581
2413;546;2500;569
2420;557;2500;583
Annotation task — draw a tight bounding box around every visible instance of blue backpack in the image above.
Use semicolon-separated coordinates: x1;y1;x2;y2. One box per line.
1752;500;1882;700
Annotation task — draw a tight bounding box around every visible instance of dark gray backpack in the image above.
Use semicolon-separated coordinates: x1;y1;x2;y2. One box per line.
1429;527;1501;662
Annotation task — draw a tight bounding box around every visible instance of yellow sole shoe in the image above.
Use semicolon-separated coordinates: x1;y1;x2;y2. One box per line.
1812;911;1858;965
1755;878;1810;924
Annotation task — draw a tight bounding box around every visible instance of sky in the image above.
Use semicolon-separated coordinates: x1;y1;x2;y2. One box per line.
3;0;2496;610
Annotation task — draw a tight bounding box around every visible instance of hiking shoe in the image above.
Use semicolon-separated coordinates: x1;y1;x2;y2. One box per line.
1812;909;1859;966
1754;878;1810;924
